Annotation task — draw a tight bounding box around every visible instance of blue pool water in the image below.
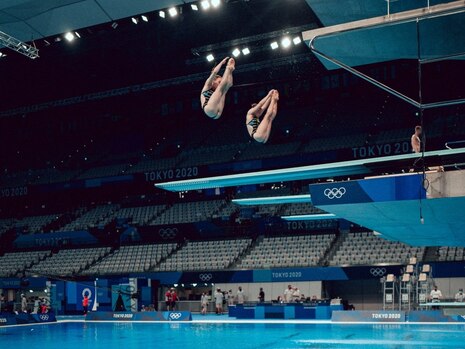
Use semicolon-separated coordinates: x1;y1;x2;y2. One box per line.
2;322;465;348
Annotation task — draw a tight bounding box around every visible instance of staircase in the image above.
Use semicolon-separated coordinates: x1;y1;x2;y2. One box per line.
423;246;439;262
229;235;263;269
319;232;347;266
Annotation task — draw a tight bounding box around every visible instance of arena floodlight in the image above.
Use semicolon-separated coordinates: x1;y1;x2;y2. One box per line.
64;32;75;42
159;10;166;18
211;0;221;8
206;54;214;62
131;17;138;24
293;36;302;45
75;31;81;38
270;41;279;50
141;15;148;22
168;7;178;17
232;48;241;57
191;4;199;11
201;0;211;10
0;52;5;58
242;47;250;55
281;37;291;48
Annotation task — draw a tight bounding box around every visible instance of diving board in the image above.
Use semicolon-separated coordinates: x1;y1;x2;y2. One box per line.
155;147;465;192
281;213;337;221
232;194;311;206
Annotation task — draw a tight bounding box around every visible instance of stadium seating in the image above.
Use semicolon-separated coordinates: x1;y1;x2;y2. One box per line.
329;232;426;266
236;234;335;269
83;243;177;275
61;204;120;231
153;238;251;272
27;247;111;276
0;250;51;277
437;246;465;261
149;200;225;225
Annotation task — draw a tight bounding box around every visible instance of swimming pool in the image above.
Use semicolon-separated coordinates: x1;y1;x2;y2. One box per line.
2;322;465;348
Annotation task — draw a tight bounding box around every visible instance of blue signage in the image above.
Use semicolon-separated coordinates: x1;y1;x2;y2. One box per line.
310;174;426;206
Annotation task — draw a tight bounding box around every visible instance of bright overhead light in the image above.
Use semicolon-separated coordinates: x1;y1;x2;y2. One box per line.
293;36;302;45
232;48;241;57
64;32;75;42
242;47;250;55
168;7;178;17
0;52;6;58
201;0;211;10
270;41;279;50
211;0;221;7
191;4;199;11
159;10;166;18
141;15;148;22
131;17;138;24
281;37;291;48
206;54;214;62
74;31;81;38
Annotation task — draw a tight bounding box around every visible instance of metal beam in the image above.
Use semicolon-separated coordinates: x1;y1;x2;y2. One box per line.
0;31;39;59
303;0;465;110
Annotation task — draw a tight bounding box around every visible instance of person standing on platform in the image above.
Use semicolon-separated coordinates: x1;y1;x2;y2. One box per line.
455;288;465;302
170;288;178;311
201;292;209;315
258;288;265;303
82;293;89;315
411;125;422;153
236;286;245;305
214;288;224;315
283;285;293;303
165;288;172;311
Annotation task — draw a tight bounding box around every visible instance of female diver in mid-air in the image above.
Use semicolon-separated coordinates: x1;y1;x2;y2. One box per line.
246;89;279;143
200;57;235;119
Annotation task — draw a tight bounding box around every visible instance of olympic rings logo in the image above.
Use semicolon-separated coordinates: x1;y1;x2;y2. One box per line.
324;187;347;199
370;268;387;277
159;228;178;239
82;288;92;299
39;314;49;321
199;273;213;282
169;312;182;320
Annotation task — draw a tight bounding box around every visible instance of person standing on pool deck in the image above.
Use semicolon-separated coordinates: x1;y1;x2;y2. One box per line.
258;288;265;303
165;288;172;311
246;89;279;143
201;292;209;315
200;57;235;120
283;285;293;303
214;288;224;315
430;285;442;310
170;288;178;311
82;293;89;315
455;288;464;302
236;286;245;304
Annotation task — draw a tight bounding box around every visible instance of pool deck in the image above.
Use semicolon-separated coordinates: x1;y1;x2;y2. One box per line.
50;314;465;325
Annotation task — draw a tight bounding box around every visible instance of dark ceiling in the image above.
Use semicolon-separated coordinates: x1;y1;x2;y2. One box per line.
0;0;320;112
